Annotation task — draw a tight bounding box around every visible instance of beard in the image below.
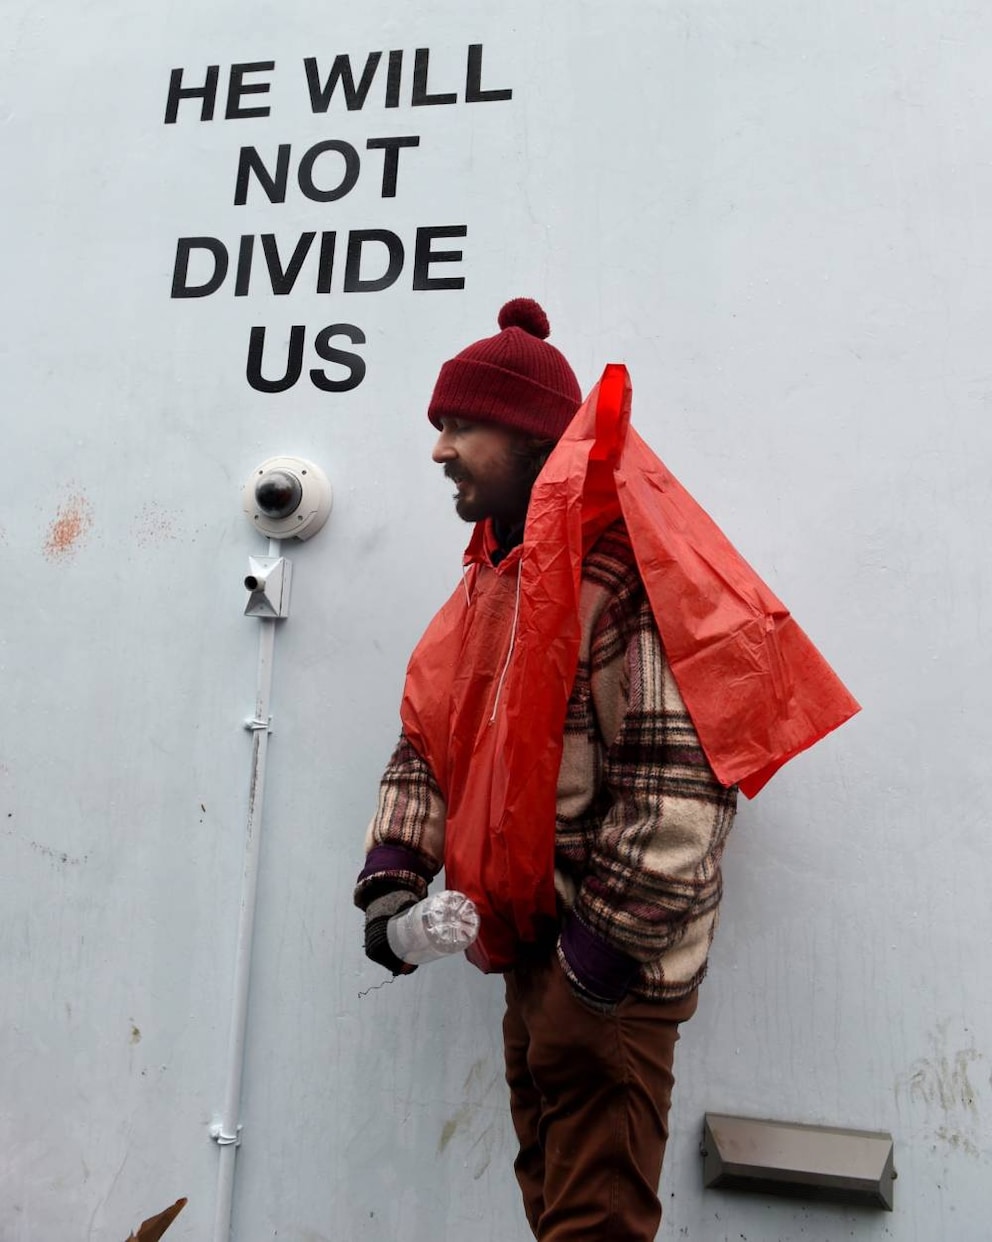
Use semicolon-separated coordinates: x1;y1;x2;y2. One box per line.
444;458;535;525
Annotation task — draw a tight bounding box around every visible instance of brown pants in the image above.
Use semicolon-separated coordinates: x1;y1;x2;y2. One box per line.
503;953;697;1241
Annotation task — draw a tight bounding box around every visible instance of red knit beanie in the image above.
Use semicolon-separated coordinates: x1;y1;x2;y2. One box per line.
427;298;582;441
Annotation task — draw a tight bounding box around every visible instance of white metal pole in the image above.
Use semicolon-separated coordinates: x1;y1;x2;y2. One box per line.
212;537;280;1242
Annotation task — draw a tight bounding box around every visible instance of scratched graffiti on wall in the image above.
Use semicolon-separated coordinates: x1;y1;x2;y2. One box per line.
436;1056;510;1181
896;1020;987;1159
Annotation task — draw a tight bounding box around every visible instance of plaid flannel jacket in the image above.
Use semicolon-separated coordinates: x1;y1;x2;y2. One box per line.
357;522;738;1001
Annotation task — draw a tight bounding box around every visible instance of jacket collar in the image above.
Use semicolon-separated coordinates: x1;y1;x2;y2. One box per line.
463;518;524;571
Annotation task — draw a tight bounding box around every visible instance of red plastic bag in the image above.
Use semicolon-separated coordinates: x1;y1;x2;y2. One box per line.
402;365;859;969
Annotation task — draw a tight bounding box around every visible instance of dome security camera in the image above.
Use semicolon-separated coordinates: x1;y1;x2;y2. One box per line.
242;457;332;540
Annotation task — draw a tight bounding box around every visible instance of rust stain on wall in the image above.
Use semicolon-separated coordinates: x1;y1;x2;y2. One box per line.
44;493;93;561
133;502;176;547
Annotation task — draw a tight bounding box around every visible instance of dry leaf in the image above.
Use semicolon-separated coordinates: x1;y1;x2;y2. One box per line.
126;1197;187;1241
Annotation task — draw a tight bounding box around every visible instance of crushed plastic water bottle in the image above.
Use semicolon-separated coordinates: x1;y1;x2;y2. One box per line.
386;890;480;966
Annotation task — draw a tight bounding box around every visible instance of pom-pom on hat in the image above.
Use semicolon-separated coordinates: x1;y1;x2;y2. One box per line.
428;298;582;441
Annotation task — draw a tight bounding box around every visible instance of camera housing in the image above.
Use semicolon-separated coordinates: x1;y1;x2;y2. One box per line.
242;456;332;540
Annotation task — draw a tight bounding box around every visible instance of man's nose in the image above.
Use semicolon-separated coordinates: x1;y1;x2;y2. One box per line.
432;432;456;463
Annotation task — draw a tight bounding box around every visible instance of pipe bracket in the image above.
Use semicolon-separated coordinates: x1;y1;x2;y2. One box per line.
210;1123;243;1148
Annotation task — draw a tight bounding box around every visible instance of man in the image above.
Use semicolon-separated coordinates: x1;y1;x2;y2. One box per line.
354;297;738;1241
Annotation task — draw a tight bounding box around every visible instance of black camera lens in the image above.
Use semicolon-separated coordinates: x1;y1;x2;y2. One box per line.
255;470;303;518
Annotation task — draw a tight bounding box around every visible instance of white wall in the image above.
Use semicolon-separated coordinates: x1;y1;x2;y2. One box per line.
2;2;990;1238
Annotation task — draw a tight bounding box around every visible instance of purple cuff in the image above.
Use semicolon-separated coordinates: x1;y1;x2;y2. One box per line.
559;914;640;1003
358;845;434;886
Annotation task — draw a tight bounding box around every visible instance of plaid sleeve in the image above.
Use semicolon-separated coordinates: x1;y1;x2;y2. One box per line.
353;732;446;910
570;569;738;970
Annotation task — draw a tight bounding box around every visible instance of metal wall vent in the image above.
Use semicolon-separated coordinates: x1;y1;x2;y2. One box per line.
702;1113;895;1211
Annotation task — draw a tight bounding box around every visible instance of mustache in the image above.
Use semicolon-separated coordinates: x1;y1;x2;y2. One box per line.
443;463;469;483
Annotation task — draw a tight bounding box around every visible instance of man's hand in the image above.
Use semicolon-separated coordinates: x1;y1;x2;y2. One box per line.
557;919;638;1014
364;890;419;976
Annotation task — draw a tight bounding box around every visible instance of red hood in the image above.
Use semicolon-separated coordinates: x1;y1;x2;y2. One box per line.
536;363;860;796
